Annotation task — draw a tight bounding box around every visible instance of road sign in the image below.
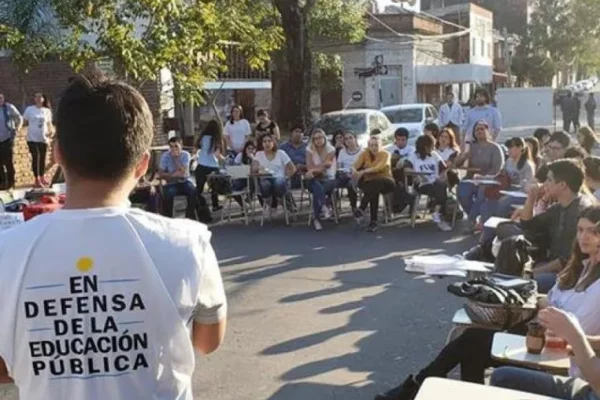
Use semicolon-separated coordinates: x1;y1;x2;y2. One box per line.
351;91;363;102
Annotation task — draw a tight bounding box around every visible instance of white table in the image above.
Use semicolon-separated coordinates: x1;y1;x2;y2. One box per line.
415;377;561;400
491;332;570;375
500;190;529;199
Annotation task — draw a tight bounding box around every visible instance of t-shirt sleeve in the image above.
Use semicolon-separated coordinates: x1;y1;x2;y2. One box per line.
224;123;232;137
22;107;31;121
159;152;169;172
234;152;242;165
193;235;227;324
244;120;251;136
279;150;292;165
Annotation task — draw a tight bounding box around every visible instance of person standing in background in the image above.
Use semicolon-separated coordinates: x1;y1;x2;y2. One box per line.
23;92;53;188
586;93;597;131
0;93;23;190
462;88;502;145
574;93;582;131
438;92;463;134
224;105;252;155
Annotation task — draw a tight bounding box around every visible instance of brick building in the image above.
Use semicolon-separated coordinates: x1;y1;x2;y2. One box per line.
0;58;163;187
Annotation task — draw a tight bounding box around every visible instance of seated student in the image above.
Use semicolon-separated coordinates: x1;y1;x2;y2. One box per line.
387;128;416;167
231;140;256;207
565;146;588;161
332;130;346;158
404;134;451;232
375;206;600;400
454;120;504;232
159;136;200;220
129;177;160;213
195;120;225;212
480;137;536;221
585;156;600;200
252;134;296;212
525;136;543;170
537;131;571;182
492;309;600;400
353;137;395;233
280;124;308;189
423;123;440;140
578;126;600;157
306;129;337;231
254;109;280;149
533;127;551;151
436;127;461;189
336;132;362;213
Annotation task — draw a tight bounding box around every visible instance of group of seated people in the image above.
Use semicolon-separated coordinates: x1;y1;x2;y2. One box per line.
376;125;600;400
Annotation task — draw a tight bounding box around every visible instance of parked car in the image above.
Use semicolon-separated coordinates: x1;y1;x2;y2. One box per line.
380;103;439;146
309;109;395;148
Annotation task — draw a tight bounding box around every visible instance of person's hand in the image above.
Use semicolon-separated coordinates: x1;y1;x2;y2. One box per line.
149;186;157;195
527;182;543;201
538;307;584;342
537;295;549;310
413;176;422;186
353;170;364;180
305;171;314;179
511;208;523;221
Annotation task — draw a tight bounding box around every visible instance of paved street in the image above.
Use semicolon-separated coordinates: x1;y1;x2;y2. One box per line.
0;216;472;400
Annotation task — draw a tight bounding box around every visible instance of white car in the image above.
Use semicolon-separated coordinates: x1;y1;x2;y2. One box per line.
380;104;439;146
310;109;396;149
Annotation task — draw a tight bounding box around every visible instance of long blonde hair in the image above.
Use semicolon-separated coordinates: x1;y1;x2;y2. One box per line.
309;129;334;162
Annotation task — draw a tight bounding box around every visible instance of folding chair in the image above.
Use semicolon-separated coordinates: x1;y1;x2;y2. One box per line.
306;185;340;226
220;165;252;225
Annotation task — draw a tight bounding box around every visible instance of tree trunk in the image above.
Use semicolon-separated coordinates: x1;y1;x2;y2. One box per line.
273;0;313;132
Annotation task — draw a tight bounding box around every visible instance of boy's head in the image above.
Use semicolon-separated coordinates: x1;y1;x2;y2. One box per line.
545;131;571;161
394;128;409;148
56;75;153;185
545;159;585;197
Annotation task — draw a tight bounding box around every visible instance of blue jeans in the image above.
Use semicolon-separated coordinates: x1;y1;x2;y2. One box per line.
308;178;336;221
458;181;486;222
491;367;598;400
162;180;198;219
534;271;558;294
259;177;288;200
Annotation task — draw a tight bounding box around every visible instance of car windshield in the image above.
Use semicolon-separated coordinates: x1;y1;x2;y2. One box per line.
313;114;367;136
383;108;423;124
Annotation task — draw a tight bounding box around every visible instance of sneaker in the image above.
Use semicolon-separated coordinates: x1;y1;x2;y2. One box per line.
432;212;442;224
437;220;452;232
366;222;378;233
321;205;333;220
313;219;323;231
374;375;420;400
353;208;364;224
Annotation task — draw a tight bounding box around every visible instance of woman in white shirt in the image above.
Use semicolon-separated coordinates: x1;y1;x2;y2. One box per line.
491;206;600;400
23;93;53;187
251;134;296;210
224;105;252;155
404;134;451;232
306;129;336;231
377;206;600;400
336;133;362;212
436;126;461;190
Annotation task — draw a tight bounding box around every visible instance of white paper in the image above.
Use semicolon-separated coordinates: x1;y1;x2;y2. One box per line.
0;213;25;231
499;190;528;199
484;217;511;229
405;255;493;277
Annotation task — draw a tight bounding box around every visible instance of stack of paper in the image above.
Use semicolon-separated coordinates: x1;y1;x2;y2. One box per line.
405;255;493;277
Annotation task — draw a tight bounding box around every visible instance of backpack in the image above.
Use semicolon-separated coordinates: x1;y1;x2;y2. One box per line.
494;235;533;277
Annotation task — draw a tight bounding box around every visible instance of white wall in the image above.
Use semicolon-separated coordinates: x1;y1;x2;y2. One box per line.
469;12;493;66
496;87;554;128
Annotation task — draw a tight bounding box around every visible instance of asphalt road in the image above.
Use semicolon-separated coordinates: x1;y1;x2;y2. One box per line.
0;215;474;400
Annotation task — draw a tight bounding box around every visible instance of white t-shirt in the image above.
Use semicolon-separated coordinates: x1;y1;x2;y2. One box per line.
307;145;336;179
386;144;415;160
337;148;362;172
224;119;251;153
0;207;227;400
23;106;52;143
407;151;444;186
437;147;457;162
548;263;600;378
254;150;292;179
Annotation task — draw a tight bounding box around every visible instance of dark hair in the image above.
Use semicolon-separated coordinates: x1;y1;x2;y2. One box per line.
415;134;435;160
56;75;153;181
584;156;600;182
168;136;182;144
229;105;244;123
506;137;532;170
35;92;51;109
547;159;585;193
548;131;571;149
394;127;409;139
261;133;278;152
578;126;600;154
291;124;305;133
564;146;587;160
474;87;490;103
424;123;440;139
241;140;256;165
332;130;345;145
533;128;551;143
524;137;540;167
558;206;600;291
257;109;268;118
197;120;224;152
437;126;459;152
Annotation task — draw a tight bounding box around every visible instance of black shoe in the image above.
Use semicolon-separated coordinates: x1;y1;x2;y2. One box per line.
212;204;223;212
353;208;364;224
374;375;420;400
366;222;378;233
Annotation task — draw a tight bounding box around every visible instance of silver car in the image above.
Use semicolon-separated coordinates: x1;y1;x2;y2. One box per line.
380;104;439;146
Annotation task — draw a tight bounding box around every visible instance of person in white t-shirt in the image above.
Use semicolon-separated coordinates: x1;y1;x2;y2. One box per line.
251;133;296;212
336;132;362;212
23;92;54;188
387;128;416;185
224;105;252;155
404;134;451;231
0;75;227;399
306;129;337;231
